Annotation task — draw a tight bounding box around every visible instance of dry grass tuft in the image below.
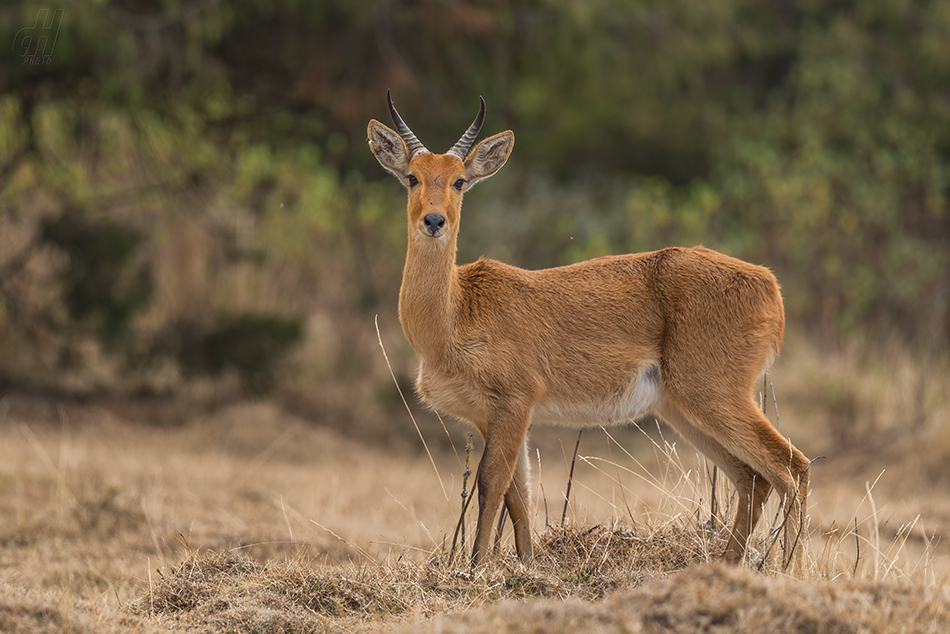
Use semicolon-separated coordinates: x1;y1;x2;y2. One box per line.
130;550;343;632
129;549;418;631
531;522;711;593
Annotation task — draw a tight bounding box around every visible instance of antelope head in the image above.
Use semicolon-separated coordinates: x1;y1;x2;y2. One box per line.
367;91;515;247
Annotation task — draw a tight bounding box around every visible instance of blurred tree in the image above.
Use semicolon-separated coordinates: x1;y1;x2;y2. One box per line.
38;213;152;351
0;0;946;400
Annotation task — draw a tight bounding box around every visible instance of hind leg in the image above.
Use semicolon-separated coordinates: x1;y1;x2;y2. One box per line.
723;399;809;571
503;439;533;562
658;400;772;563
667;394;809;571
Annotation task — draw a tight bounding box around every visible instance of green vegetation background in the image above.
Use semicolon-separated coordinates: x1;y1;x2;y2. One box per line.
1;0;947;407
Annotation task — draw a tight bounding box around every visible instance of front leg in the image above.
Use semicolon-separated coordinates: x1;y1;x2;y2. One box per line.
471;406;532;567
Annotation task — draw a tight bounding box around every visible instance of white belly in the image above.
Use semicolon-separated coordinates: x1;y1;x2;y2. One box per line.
532;361;662;427
417;359;662;431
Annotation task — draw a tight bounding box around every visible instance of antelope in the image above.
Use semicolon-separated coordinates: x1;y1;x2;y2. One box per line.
367;92;810;571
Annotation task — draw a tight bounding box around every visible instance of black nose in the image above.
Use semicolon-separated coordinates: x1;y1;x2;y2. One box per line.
424;214;445;236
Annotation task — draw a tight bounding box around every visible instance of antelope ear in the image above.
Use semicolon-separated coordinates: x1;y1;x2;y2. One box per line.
464;131;514;187
367;120;410;182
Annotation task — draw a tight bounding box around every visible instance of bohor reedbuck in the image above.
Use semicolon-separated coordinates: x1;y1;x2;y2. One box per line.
367;92;810;571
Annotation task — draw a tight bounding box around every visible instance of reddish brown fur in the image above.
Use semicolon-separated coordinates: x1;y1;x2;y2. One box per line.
367;104;809;572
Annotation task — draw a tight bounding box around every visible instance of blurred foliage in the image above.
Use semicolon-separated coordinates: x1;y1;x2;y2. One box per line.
171;314;303;394
38;214;152;350
0;0;947;400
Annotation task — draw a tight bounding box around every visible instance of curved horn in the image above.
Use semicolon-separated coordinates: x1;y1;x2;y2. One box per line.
387;90;429;157
446;96;486;160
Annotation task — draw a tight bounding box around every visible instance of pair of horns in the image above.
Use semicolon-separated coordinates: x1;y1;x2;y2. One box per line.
387;89;486;160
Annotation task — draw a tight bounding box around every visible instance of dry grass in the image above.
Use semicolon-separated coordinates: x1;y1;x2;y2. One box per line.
125;529;950;634
0;338;948;633
386;562;950;634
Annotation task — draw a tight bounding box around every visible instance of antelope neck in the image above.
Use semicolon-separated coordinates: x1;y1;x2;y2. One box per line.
398;233;460;360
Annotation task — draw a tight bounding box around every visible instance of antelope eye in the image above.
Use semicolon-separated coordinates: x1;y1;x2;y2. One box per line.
453;178;465;191
407;174;419;187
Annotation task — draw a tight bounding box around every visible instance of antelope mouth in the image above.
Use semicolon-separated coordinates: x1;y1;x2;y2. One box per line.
420;228;446;240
